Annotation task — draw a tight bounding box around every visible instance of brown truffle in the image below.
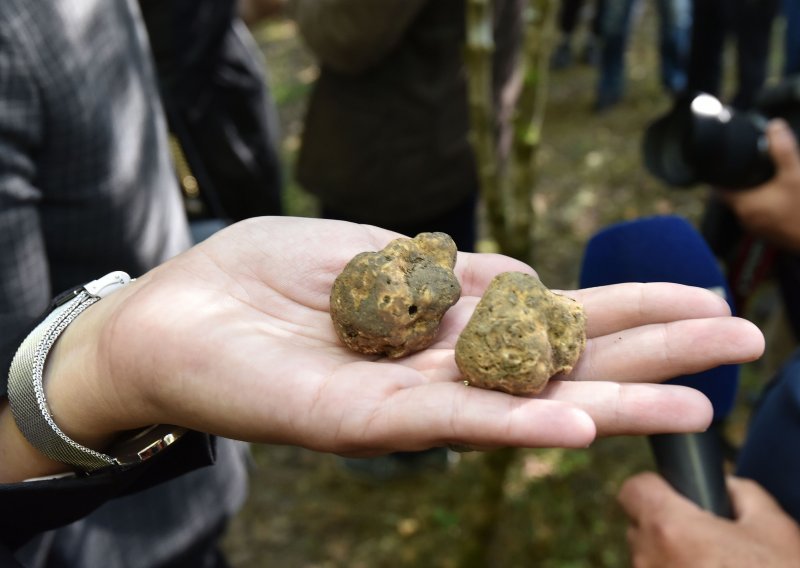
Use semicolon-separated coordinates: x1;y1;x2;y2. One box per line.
455;272;586;395
330;232;461;358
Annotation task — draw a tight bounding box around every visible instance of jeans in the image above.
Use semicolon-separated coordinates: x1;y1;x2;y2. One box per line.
783;0;800;77
597;0;691;101
737;349;800;522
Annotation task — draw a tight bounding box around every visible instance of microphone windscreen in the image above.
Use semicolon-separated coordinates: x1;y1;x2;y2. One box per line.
579;215;738;420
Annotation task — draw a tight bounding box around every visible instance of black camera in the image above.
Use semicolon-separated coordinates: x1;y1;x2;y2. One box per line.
643;78;800;190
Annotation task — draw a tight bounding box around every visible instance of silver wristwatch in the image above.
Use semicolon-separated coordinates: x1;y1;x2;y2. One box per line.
7;271;186;472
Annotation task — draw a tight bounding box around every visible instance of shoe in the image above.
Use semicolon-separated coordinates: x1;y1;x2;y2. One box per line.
550;41;573;70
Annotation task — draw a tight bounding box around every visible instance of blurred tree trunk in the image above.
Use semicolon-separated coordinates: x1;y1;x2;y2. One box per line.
465;0;556;265
461;2;555;566
454;447;518;568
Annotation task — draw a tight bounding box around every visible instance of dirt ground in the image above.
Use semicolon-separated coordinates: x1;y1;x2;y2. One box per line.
221;7;786;567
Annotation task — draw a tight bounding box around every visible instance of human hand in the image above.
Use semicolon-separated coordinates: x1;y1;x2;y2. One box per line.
618;472;800;567
719;119;800;252
2;217;765;480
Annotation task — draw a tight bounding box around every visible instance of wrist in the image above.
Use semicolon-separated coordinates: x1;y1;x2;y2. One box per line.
5;273;181;477
42;305;126;452
43;278;169;445
0;296;121;482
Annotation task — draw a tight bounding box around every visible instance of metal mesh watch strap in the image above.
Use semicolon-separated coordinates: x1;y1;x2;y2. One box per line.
7;291;114;470
7;271;186;472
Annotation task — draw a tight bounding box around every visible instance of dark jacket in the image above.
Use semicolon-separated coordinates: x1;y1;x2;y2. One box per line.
292;0;524;226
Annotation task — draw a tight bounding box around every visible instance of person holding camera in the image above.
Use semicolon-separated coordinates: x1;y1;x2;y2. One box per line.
594;0;691;111
719;119;800;252
618;118;800;566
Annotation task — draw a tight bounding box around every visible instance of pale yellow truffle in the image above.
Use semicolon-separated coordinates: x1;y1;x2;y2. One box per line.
455;272;586;395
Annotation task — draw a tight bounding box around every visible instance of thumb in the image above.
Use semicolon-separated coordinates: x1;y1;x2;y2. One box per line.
766;119;800;171
727;476;786;522
618;471;699;522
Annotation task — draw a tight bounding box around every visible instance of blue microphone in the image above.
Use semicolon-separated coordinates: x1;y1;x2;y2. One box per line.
580;215;736;517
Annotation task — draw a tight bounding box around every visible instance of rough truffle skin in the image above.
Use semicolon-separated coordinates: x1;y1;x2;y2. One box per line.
330;232;461;358
455;272;586;395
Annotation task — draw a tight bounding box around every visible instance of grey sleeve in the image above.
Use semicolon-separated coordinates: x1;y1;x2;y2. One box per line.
0;29;50;392
288;0;428;74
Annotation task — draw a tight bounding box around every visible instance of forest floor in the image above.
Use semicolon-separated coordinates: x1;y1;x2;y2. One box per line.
221;7;787;567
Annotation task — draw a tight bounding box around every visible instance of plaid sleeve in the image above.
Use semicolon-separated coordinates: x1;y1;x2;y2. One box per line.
0;21;50;397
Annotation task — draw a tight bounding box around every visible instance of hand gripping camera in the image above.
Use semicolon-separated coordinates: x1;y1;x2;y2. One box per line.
643;78;800;190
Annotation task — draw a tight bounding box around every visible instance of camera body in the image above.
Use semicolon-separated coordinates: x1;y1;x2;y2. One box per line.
644;78;800;190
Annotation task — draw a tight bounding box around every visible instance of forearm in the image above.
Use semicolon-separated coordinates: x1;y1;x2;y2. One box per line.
0;400;65;482
0;286;155;482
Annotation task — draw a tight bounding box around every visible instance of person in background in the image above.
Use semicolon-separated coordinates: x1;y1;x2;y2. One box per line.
687;0;779;112
595;0;691;111
618;119;800;567
240;0;286;26
290;0;525;256
139;0;284;243
0;1;250;566
782;0;800;77
550;0;606;70
288;0;526;478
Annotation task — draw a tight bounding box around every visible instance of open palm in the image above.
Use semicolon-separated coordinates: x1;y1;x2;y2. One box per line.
104;217;764;455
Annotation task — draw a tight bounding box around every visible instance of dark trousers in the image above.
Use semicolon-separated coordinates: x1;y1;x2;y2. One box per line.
784;0;800;76
558;0;606;36
598;0;691;98
737;349;800;522
688;0;779;109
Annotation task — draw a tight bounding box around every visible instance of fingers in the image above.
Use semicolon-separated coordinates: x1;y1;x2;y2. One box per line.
460;275;735;338
540;381;712;436
727;476;785;522
409;314;762;386
618;471;696;522
568;316;764;382
565;283;731;337
334;377;715;455
343;381;597;452
767;119;800;171
456;252;536;296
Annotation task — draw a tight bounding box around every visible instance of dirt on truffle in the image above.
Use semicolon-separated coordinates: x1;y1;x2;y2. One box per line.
329;232;461;358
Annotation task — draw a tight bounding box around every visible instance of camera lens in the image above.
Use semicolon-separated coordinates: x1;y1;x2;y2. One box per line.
643;93;775;190
643;97;698;187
